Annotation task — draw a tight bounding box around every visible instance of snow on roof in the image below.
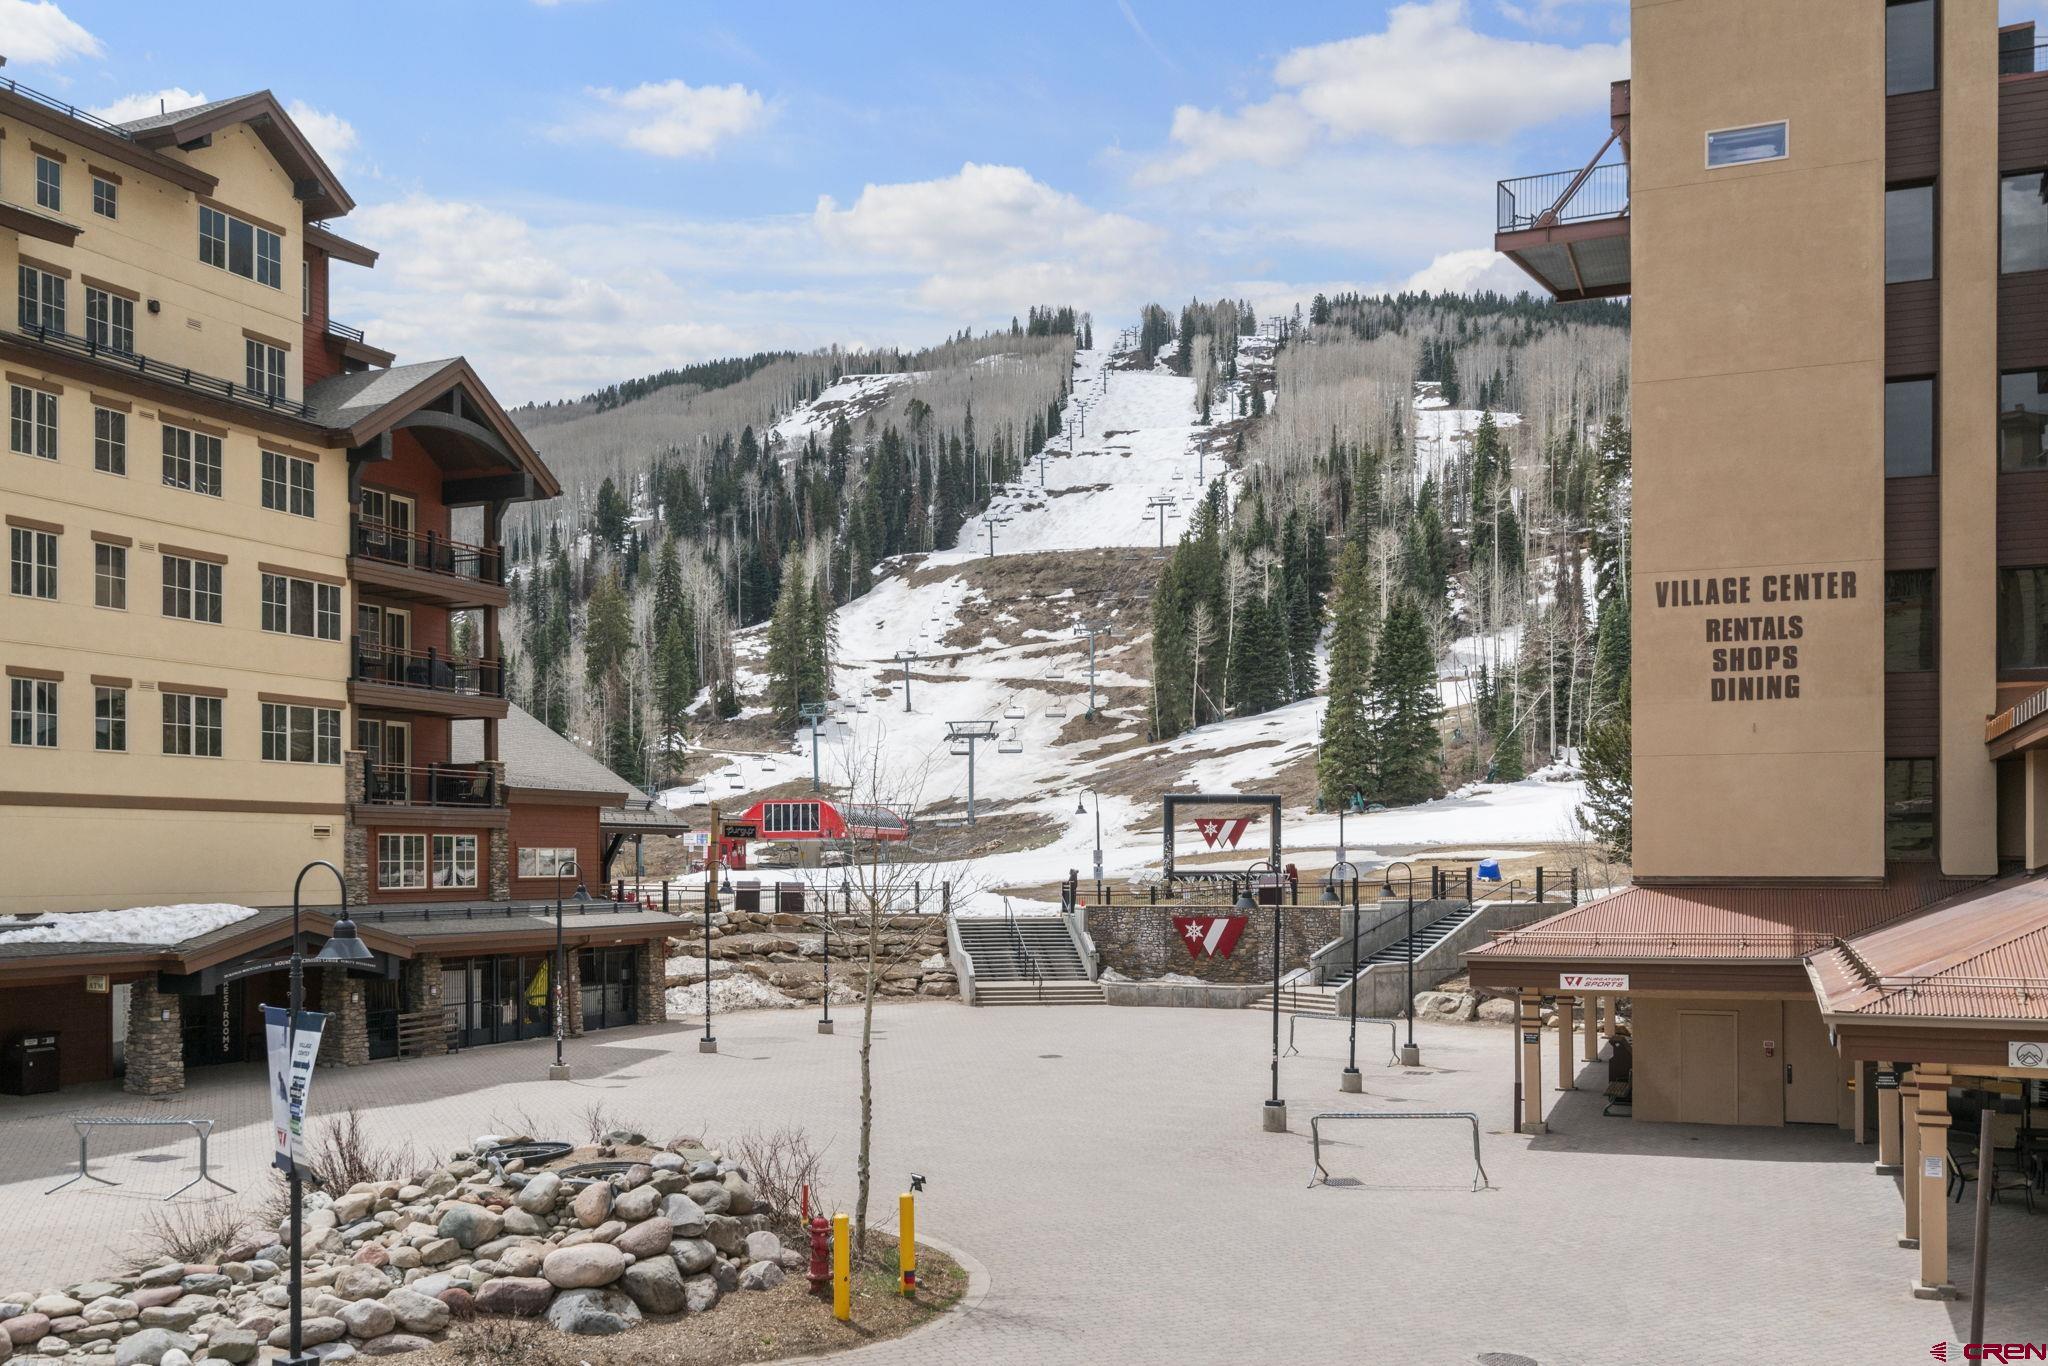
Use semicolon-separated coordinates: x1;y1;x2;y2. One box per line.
0;903;259;948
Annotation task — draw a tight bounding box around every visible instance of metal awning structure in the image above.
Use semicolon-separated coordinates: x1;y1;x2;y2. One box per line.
1494;80;1632;303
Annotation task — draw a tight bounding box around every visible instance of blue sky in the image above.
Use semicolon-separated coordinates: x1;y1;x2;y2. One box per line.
5;0;2043;401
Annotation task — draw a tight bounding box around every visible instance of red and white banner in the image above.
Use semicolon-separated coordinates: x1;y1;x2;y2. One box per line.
1192;816;1255;849
1174;914;1249;959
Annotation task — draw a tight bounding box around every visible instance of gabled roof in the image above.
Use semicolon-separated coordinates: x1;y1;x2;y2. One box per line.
452;705;638;802
305;358;562;499
120;90;353;220
1809;872;2048;1023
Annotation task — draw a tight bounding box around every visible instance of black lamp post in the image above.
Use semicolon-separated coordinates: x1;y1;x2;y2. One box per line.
1327;859;1362;1092
1244;860;1284;1132
550;863;589;1080
1384;860;1421;1066
1076;789;1103;884
819;881;837;1036
700;874;718;1055
285;860;373;1366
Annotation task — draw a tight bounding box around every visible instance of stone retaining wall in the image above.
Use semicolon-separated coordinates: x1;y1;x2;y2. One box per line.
1085;905;1340;984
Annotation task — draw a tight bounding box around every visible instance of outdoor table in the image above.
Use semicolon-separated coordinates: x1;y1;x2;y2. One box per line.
44;1116;235;1200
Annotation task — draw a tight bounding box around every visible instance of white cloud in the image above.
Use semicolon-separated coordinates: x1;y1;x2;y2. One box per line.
0;0;100;65
1137;0;1626;182
285;101;360;175
562;79;769;158
1495;0;1627;33
87;87;208;126
1401;247;1538;296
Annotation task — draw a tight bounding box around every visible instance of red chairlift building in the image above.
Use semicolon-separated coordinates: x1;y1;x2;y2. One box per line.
718;797;911;868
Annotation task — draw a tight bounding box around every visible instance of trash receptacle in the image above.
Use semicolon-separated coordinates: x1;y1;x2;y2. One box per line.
1478;859;1503;882
776;882;806;916
2;1033;58;1095
733;881;762;914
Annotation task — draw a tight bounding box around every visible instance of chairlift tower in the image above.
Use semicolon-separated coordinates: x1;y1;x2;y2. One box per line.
1144;495;1177;550
1076;623;1117;719
945;720;1000;825
892;649;921;713
982;514;1010;559
798;701;829;793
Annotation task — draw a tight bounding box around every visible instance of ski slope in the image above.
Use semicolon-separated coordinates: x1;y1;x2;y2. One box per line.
668;334;1587;908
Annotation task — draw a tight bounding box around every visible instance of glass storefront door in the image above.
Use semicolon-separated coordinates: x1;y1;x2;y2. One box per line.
579;948;638;1032
448;955;554;1047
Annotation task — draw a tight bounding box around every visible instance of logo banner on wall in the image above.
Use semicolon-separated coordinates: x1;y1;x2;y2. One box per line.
263;1004;328;1175
1192;817;1255;849
1175;915;1249;959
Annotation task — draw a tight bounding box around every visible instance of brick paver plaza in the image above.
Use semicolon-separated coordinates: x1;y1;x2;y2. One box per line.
0;1004;2041;1363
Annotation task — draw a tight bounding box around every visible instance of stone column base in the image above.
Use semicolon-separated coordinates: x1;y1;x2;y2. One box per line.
699;1038;719;1054
1262;1100;1287;1132
1339;1069;1362;1093
818;1019;835;1035
1910;1280;1958;1300
1400;1044;1422;1067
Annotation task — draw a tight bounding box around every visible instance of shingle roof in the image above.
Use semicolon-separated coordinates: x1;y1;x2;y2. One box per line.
451;705;637;800
113;94;249;134
303;359;461;429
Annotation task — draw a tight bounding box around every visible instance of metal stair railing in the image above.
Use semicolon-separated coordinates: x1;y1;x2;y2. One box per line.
1004;904;1044;1002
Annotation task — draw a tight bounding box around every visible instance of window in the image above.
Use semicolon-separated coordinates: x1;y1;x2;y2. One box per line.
18;265;64;333
434;834;479;890
199;205;282;288
1885;378;1936;477
1885;758;1935;861
91;175;117;220
245;339;286;398
161;691;222;757
2003;370;2048;471
1886;184;1936;283
1999;566;2048;669
9;678;56;748
9;385;57;460
161;424;222;496
93;407;125;474
33;155;59;213
764;801;821;834
1886;0;1937;96
260;450;315;516
161;554;222;624
10;528;56;599
93;542;125;609
261;701;341;764
260;572;341;640
517;847;578;879
94;685;125;752
1705;121;1788;168
378;834;428;891
83;288;133;354
2003;172;2048;276
302;261;310;317
1885;571;1935;671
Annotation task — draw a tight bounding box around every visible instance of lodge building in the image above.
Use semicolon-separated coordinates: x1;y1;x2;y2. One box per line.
0;82;681;1095
1475;0;2048;1296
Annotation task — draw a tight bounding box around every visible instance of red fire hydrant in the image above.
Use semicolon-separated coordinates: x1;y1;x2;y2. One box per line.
807;1216;833;1296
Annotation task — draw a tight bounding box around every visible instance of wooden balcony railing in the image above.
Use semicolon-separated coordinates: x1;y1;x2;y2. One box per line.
352;519;504;586
352;640;504;698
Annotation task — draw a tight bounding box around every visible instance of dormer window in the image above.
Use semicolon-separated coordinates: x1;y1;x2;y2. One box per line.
199;204;284;289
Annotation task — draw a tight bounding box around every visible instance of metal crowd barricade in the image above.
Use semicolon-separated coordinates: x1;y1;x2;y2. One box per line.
1283;1013;1400;1067
1307;1111;1492;1192
45;1116;236;1200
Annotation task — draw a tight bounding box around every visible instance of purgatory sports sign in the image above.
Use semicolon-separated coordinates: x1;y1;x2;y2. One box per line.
1175;915;1248;959
1192;816;1256;848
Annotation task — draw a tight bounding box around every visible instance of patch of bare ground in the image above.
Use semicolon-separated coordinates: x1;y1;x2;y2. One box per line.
422;1232;964;1366
892;809;1061;862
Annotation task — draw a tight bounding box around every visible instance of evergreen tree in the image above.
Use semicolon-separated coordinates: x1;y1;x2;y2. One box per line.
1578;676;1632;860
1492;683;1527;781
1368;598;1443;805
583;571;633;693
593;476;630;552
1316;537;1376;806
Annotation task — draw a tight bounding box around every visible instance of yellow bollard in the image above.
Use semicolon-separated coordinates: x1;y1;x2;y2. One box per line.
899;1192;916;1295
831;1213;851;1321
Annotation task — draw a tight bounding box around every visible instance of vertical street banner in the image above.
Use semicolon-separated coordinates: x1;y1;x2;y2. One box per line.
263;1004;328;1174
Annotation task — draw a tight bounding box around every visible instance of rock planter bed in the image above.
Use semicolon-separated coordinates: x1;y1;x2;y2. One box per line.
0;1133;952;1364
666;907;957;1008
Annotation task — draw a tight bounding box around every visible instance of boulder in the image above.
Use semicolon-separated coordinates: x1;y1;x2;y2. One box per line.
680;1275;719;1315
682;1182;730;1215
473;1278;553;1318
649;1153;685;1174
613;1216;673;1261
570;1183;613;1229
380;1290;450;1335
611;1185;663;1223
29;1297;80;1320
1475;997;1518;1023
436;1287;474;1320
721;1175;758;1215
544;1288;641;1337
203;1326;259;1363
619;1256;685;1315
743;1231;783;1263
659;1195;708;1238
417;1238;461;1266
514;1173;561;1216
738;1261;784;1292
436;1204;502;1251
1;1315;46;1346
331;1266;389;1302
138;1303;199;1331
541;1244;627;1291
702;1216;745;1256
670;1238;716;1275
497;1246;545;1279
500;1210;544;1238
330;1193;376;1224
337;1300;397;1339
267;1316;345;1347
359;1334;434;1355
113;1330;196;1366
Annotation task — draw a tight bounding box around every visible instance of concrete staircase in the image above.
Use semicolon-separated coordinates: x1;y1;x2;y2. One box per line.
952;917;1104;1006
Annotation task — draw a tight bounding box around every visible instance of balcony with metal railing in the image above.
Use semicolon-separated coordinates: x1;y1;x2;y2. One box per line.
361;763;500;809
350;639;506;717
9;321;316;420
349;520;508;608
1494;160;1630;302
2003;41;2048;76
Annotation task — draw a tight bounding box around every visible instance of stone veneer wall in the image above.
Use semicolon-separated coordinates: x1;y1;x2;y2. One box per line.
484;760;510;901
402;953;449;1056
317;965;371;1067
1086;905;1340;984
635;941;668;1024
123;980;183;1095
564;949;585;1037
342;752;370;905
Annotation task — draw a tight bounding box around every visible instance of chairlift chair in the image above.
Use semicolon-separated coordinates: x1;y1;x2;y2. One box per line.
998;726;1023;755
1047;696;1069;720
856;699;870;714
1004;700;1025;720
726;771;743;790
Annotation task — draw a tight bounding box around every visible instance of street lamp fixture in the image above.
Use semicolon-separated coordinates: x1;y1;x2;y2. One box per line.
1329;859;1362;1092
284;861;373;1366
1383;860;1422;1067
550;864;589;1081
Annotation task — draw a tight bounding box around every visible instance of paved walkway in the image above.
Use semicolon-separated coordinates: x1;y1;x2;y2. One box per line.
0;1005;2041;1363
